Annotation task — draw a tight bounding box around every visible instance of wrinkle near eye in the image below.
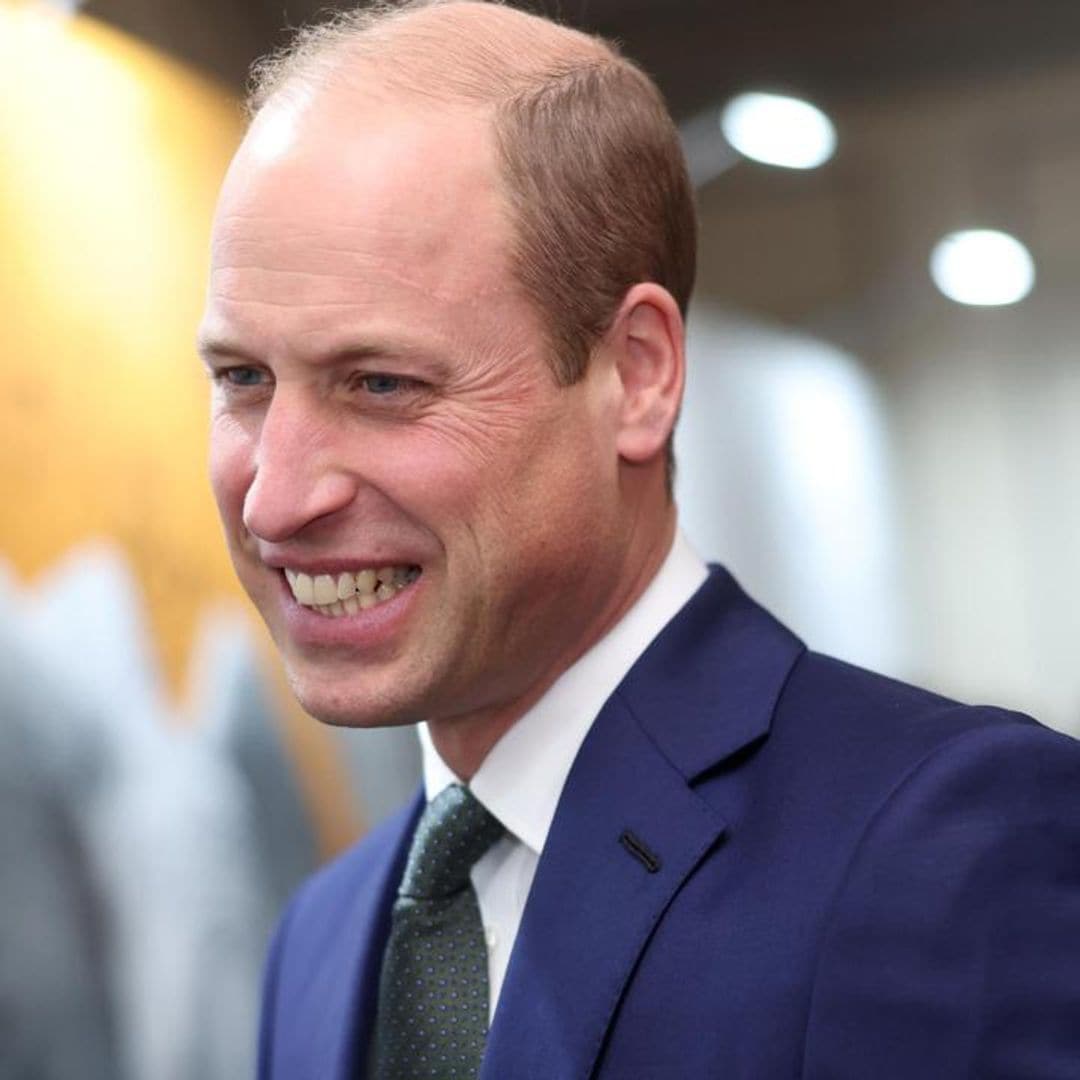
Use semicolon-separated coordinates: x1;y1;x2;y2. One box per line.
408;392;559;471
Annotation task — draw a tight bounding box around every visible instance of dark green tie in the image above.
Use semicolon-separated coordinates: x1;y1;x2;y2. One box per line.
373;784;504;1080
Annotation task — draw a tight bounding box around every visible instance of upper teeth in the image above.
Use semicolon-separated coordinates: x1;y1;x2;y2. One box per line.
285;566;419;613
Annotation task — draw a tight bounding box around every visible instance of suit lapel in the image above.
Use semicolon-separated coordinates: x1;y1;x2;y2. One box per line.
621;565;805;784
482;567;804;1080
483;695;727;1079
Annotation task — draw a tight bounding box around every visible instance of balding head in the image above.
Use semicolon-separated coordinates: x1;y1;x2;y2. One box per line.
246;0;697;389
249;0;608;111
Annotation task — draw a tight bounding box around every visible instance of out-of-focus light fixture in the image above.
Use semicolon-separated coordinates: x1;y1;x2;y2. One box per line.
929;229;1035;307
2;0;83;15
720;91;837;170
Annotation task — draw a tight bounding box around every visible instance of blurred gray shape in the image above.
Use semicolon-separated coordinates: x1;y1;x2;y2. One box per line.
2;545;314;1080
20;543;164;729
676;306;907;677
334;723;422;829
192;609;318;915
94;722;267;1080
0;569;120;1080
680;107;741;189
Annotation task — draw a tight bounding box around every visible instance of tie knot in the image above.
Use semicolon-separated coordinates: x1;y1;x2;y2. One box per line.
399;784;504;900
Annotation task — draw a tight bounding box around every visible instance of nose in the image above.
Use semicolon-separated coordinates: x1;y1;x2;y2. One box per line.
242;389;357;543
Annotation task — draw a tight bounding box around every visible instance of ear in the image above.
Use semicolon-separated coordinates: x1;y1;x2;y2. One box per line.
605;283;686;466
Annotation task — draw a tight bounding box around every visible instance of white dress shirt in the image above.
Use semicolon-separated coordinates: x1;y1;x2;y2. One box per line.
419;530;708;1019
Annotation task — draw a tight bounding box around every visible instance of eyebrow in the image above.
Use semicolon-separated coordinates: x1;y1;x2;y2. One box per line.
196;336;450;377
196;336;256;364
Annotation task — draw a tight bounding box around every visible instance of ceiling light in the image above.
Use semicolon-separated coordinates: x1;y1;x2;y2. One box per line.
3;0;83;15
929;229;1035;307
720;91;837;170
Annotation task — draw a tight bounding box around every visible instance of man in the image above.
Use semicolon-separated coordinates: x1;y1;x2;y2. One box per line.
199;2;1080;1076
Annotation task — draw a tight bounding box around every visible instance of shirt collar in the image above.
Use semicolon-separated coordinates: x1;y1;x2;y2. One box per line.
420;529;708;855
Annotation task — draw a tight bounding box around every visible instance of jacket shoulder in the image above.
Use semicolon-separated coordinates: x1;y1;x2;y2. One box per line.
775;648;1054;778
793;663;1080;1077
735;648;1076;870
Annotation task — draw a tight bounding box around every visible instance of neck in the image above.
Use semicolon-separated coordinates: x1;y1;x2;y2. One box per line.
427;509;677;780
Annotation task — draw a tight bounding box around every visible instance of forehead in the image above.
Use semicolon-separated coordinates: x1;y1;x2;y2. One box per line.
206;91;525;350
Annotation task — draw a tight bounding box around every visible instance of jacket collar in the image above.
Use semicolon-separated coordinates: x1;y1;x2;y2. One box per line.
619;564;805;781
481;566;805;1079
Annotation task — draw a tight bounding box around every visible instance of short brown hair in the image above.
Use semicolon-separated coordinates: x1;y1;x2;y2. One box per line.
248;0;697;388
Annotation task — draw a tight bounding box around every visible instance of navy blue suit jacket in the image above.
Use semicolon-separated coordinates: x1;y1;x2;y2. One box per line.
258;568;1080;1078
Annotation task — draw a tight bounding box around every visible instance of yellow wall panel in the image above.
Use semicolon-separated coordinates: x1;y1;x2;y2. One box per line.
0;7;246;694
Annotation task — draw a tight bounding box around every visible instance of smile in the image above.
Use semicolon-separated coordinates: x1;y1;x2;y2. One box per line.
284;565;422;617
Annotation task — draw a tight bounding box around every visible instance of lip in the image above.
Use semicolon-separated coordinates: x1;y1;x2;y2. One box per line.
276;568;425;651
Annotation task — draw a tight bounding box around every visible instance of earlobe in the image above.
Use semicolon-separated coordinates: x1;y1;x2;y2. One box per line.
611;284;685;466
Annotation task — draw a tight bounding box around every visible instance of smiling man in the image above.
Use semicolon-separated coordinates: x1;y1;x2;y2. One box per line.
201;95;669;774
200;3;1080;1078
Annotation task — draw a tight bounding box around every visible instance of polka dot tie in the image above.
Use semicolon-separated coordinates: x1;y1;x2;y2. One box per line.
373;784;505;1080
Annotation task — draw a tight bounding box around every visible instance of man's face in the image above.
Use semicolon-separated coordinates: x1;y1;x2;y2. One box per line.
200;94;634;731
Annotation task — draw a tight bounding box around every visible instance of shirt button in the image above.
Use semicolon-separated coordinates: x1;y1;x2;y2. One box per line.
485;926;498;951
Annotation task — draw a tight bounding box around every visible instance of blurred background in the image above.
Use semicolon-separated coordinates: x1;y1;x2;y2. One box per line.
2;0;1078;1076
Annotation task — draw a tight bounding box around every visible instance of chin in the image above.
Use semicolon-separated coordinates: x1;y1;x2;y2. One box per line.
285;666;424;730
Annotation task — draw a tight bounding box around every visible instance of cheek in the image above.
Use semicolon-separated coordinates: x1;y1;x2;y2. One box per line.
364;423;497;509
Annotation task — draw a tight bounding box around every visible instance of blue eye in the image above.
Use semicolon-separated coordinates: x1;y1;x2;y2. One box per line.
362;374;405;394
223;367;265;386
